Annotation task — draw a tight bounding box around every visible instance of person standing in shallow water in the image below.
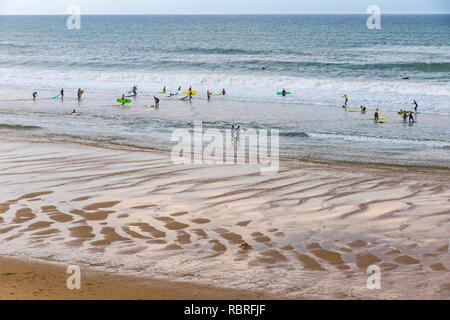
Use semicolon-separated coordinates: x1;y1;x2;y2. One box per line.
343;94;348;106
77;88;83;101
412;100;418;112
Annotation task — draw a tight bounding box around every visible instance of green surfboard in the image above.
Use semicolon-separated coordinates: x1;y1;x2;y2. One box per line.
277;92;291;95
117;98;132;104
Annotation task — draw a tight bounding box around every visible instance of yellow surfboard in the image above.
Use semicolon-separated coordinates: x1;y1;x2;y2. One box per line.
145;105;155;107
183;90;198;95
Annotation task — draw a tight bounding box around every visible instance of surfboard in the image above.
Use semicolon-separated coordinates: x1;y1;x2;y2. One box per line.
50;94;61;99
125;94;136;98
117;98;132;104
24;99;36;101
374;117;388;120
212;93;222;96
72;113;80;116
179;96;188;100
145;105;155;108
348;110;362;112
158;91;166;94
342;105;347;108
379;121;385;123
277;92;291;95
183;90;198;95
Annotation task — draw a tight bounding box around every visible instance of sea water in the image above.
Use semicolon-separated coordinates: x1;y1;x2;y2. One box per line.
0;15;449;167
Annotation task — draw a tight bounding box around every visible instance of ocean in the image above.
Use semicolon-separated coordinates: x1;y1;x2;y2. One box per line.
0;14;449;167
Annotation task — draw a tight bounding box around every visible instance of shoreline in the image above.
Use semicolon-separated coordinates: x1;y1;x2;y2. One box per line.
2;131;450;172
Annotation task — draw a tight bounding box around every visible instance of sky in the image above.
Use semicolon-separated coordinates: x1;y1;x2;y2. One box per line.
0;0;449;14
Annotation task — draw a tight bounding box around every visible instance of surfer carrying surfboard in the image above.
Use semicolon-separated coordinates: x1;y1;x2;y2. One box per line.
374;108;379;120
207;90;211;101
32;91;38;100
281;89;287;97
222;88;226;95
121;94;125;105
154;96;160;108
77;88;84;101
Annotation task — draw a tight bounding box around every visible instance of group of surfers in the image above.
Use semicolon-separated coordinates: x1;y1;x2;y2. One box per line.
343;94;419;123
120;85;227;106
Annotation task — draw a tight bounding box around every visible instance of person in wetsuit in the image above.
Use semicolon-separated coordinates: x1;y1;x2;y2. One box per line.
412;100;418;112
374;108;379;120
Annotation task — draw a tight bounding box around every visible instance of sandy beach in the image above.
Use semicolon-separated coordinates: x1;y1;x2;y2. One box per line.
0;255;277;300
0;134;449;299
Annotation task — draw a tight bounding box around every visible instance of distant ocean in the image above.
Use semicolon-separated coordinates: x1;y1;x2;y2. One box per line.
0;15;449;167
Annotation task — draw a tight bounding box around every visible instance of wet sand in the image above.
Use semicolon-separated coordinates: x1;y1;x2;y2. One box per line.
0;135;449;299
0;255;276;300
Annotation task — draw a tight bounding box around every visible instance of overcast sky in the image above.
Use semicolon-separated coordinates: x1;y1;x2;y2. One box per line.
0;0;449;14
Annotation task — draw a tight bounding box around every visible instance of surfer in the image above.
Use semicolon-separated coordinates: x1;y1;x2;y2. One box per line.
32;91;38;100
222;88;226;95
72;109;76;114
77;88;83;101
60;88;64;99
360;106;367;112
408;112;415;124
236;126;241;140
343;94;348;106
178;86;181;91
231;125;236;140
163;86;166;93
154;96;160;108
121;94;125;105
132;85;137;96
207;90;211;101
412;100;418;112
403;111;408;121
374;108;379;120
281;89;287;97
